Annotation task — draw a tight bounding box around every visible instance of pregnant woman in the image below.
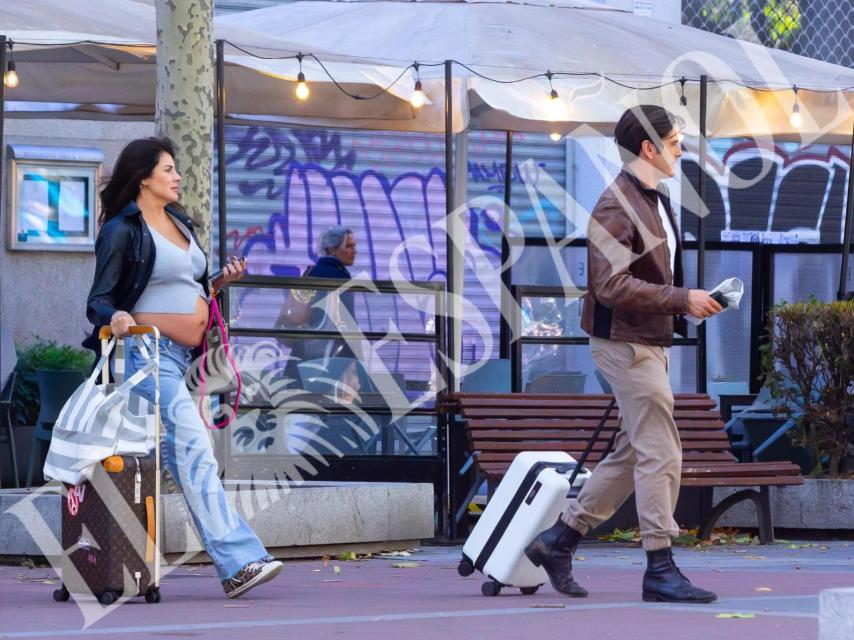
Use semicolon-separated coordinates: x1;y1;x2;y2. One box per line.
83;137;282;599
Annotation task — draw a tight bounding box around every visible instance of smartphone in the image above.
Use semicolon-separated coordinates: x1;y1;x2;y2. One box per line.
710;291;728;309
209;256;247;283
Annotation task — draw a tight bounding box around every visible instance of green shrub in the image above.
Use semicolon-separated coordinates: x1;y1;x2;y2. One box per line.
763;300;854;476
12;338;93;426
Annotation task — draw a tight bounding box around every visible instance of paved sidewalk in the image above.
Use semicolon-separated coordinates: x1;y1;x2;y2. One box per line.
2;540;853;639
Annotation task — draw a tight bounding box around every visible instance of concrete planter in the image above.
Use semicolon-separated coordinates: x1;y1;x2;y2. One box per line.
0;481;434;561
715;479;854;530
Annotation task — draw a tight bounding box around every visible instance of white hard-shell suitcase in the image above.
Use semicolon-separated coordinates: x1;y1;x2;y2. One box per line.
457;397;617;596
457;452;590;596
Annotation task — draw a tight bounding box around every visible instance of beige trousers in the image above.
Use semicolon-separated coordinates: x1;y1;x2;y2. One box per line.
563;337;681;551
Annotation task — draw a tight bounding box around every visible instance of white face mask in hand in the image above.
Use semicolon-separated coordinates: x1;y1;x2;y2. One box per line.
685;277;745;326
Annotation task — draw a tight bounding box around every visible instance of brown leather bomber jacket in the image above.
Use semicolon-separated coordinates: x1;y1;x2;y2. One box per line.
580;169;689;347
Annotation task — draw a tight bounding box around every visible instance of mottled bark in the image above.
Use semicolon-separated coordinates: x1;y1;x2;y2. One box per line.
155;0;214;251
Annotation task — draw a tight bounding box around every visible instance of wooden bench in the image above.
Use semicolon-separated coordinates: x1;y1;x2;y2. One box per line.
445;392;804;543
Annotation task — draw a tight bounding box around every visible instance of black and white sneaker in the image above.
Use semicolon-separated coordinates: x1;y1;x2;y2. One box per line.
222;559;283;599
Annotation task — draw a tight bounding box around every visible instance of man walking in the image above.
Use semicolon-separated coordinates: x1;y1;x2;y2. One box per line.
525;105;722;603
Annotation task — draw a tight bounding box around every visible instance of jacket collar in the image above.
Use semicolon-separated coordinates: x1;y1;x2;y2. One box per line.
119;200;193;227
620;168;670;201
316;256;348;271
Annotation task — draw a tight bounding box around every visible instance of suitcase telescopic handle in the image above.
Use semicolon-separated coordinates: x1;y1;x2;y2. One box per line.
99;325;162;340
566;397;617;491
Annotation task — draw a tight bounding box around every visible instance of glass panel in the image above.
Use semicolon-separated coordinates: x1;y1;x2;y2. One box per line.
703;250;752;396
228;284;437;335
669;345;697;394
522;343;698;394
510;245;587;287
521;344;601;394
521;296;585;338
773;252;848;304
230;411;437;458
228;336;439;407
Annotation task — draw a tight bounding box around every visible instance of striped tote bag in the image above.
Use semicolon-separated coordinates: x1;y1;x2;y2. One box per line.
43;336;157;485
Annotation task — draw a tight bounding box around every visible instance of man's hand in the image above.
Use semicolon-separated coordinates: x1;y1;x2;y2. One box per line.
686;290;723;319
110;310;137;337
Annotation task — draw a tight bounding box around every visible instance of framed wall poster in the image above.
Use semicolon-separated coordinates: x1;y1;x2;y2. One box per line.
7;145;104;251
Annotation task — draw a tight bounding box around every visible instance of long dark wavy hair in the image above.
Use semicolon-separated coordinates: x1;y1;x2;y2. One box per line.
99;137;186;225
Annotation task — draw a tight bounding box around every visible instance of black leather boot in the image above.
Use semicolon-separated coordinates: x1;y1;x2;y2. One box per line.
642;548;717;603
524;518;588;597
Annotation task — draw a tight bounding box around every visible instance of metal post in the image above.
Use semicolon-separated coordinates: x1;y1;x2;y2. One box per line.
696;75;708;394
499;130;513;359
838;122;854;301
215;39;229;329
215;40;227;275
0;37;7;239
444;60;456;393
441;59;454;540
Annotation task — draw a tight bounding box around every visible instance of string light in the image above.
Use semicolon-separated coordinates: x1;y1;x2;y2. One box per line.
679;77;687;106
295;53;309;101
4;43;18;89
789;85;802;129
546;71;559;101
543;70;568;121
410;62;425;109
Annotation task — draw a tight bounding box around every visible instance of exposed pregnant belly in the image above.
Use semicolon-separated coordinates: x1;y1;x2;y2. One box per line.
133;296;209;347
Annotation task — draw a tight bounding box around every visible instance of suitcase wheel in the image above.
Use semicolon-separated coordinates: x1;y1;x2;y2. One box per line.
457;557;475;577
145;587;162;604
481;580;502;597
52;584;70;602
99;591;118;606
519;586;539;596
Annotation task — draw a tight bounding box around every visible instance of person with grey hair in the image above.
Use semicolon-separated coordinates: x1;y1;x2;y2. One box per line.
318;226;356;263
278;226;359;379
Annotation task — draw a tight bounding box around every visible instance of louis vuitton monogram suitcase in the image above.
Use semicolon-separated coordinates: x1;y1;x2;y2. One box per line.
53;326;162;606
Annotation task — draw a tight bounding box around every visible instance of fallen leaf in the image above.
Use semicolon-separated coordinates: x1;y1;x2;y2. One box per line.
716;613;756;619
333;565;341;575
322;555;330;568
339;552;358;562
754;587;773;592
391;562;423;569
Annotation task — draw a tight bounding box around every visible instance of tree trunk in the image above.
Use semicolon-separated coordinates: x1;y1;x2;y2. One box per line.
154;0;214;252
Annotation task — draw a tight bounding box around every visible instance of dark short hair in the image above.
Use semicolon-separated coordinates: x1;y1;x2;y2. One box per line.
614;105;684;164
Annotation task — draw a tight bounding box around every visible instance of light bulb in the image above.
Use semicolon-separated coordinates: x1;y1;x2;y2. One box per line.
550;132;562;142
410;80;425;109
4;61;18;89
295;71;309;101
550;88;559;101
790;104;802;129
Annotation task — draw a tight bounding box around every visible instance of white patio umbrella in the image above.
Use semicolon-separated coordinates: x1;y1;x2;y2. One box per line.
0;0;425;126
215;0;854;141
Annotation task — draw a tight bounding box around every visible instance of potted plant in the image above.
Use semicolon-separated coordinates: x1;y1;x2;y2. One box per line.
762;299;854;477
12;338;93;427
10;338;92;486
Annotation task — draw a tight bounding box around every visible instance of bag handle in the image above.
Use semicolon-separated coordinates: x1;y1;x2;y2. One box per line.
199;295;241;429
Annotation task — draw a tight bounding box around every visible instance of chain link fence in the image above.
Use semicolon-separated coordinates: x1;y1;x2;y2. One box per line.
682;0;853;68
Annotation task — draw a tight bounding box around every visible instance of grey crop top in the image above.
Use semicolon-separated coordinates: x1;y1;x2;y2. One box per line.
132;216;207;314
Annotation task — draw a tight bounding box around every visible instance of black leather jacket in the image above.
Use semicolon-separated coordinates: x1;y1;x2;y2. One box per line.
83;201;211;355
